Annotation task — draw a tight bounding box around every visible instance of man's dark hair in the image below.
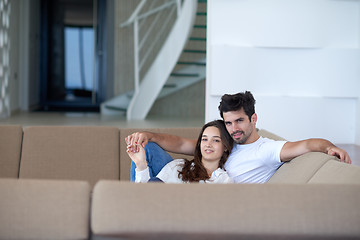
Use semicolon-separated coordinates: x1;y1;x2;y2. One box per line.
218;91;256;121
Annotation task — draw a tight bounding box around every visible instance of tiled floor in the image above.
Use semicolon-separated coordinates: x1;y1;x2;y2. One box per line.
1;111;359;166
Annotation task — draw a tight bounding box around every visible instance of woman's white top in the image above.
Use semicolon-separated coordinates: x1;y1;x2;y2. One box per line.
135;159;233;183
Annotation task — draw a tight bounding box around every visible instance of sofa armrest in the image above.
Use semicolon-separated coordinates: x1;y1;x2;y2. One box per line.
268;152;338;183
91;180;360;239
309;160;360;184
0;179;91;240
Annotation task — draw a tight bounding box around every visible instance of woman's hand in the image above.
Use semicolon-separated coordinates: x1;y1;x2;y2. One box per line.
126;144;148;171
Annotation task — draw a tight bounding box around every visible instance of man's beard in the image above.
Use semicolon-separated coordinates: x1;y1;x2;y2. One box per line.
231;130;249;144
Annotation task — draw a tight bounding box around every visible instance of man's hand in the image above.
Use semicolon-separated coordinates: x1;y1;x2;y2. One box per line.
326;146;352;164
125;132;152;153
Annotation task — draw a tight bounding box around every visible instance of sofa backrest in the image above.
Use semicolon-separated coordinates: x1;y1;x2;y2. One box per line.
0;125;23;178
0;178;90;240
119;127;201;180
8;125;358;185
257;129;286;141
91;180;360;239
19;126;120;187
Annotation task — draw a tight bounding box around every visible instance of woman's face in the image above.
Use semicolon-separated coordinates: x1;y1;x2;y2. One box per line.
200;126;225;162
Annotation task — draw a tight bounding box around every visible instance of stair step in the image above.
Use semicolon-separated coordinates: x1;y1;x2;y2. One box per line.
177;61;206;66
189;37;206;41
170;73;199;77
193;24;206;29
196;12;207;16
183;49;206;54
104;105;127;112
164;84;177;88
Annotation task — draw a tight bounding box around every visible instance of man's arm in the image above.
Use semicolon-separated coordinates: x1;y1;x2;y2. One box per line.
125;131;197;155
280;138;351;164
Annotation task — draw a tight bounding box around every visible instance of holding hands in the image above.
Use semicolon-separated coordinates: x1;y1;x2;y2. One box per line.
125;132;152;153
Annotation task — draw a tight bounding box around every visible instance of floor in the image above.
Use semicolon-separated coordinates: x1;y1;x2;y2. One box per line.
1;111;359;166
0;111;205;128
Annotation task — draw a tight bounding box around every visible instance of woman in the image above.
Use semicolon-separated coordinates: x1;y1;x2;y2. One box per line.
127;120;234;183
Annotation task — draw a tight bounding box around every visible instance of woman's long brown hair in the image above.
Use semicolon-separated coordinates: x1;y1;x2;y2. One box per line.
178;120;233;182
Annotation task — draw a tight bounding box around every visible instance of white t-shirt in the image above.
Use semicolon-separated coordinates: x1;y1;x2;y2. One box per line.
224;137;286;183
136;159;233;184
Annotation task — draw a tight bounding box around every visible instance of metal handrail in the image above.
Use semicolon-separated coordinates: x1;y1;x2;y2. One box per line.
139;1;164;49
119;0;147;28
126;0;197;120
119;0;177;27
139;6;177;70
138;0;158;30
138;1;176;22
119;0;181;105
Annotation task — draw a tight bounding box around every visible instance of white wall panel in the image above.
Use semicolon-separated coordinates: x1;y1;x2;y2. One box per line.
209;0;360;48
255;96;356;144
206;0;360;144
210;45;360;98
206;94;357;144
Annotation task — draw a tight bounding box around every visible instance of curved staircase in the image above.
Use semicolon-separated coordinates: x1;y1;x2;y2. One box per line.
101;0;206;120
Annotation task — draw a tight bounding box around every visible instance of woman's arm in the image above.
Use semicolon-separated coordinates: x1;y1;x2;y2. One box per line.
126;144;148;171
127;144;151;183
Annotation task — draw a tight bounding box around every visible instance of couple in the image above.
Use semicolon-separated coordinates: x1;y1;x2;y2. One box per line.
126;91;351;184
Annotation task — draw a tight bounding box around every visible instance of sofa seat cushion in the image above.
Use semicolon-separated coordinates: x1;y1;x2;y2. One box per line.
91;180;360;239
308;160;360;184
19;126;120;187
0;178;90;240
0;125;23;178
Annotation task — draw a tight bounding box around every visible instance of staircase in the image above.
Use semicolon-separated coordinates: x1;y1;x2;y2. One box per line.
101;0;207;119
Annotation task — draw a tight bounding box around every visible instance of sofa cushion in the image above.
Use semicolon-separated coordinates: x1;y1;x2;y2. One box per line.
0;178;90;240
308;160;360;184
19;126;119;187
0;125;23;178
268;152;337;183
119;127;200;180
91;180;360;239
258;129;286;141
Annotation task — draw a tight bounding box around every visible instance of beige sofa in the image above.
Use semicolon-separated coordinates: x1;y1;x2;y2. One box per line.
0;125;360;240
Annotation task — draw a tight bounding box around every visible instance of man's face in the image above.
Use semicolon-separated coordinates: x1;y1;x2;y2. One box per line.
223;109;256;144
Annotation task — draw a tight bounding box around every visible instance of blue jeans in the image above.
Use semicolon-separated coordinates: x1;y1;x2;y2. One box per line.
130;142;174;182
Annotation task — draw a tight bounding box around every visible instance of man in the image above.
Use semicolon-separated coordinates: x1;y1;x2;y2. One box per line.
126;91;351;183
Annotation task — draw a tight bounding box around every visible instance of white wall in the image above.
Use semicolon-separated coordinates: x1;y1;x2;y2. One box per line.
206;0;360;144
